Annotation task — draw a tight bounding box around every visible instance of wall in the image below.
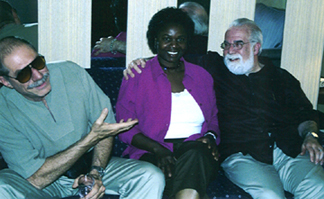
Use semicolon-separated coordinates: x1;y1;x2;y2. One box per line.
281;0;324;107
38;0;91;68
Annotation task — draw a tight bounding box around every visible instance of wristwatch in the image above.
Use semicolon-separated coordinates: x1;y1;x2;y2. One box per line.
91;166;105;178
305;131;319;139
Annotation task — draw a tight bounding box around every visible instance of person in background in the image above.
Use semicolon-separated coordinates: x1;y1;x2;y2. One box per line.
0;36;165;199
179;1;209;55
254;3;285;49
116;7;220;199
0;0;38;50
124;18;324;199
92;0;127;57
179;2;208;36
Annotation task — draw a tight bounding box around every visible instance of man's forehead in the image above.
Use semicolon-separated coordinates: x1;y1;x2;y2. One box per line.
3;45;37;69
225;27;250;40
5;45;36;58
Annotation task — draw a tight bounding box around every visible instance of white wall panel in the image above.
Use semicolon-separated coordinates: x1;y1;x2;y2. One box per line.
38;0;91;68
281;0;324;106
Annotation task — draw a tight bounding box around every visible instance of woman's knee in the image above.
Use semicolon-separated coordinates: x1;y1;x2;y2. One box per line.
181;143;210;158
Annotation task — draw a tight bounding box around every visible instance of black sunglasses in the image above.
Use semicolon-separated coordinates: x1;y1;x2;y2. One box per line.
6;55;46;83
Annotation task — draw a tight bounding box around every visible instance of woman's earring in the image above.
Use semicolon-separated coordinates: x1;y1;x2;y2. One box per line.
155;41;159;51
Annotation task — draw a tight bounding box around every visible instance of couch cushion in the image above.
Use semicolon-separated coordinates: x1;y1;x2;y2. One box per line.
86;62;127;158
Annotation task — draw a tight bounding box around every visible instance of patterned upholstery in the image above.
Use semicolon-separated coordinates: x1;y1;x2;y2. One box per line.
86;58;127;158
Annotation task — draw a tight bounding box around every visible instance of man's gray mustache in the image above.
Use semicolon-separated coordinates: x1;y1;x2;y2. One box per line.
27;73;50;89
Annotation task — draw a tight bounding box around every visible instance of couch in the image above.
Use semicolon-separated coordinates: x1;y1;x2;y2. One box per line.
0;52;319;198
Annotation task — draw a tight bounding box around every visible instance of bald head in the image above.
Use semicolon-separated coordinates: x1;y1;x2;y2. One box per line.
0;36;37;76
179;2;209;36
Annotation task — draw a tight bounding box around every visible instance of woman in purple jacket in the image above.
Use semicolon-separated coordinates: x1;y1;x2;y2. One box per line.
116;7;220;199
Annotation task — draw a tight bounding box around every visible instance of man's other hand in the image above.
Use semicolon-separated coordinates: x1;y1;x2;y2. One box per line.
301;135;324;165
123;58;147;80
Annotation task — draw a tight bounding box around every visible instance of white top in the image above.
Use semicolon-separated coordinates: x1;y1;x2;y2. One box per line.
164;89;205;139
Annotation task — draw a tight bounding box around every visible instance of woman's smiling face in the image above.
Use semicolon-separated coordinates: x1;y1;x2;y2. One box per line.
156;23;188;67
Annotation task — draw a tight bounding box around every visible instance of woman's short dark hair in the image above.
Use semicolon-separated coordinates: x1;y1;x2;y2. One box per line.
146;7;195;54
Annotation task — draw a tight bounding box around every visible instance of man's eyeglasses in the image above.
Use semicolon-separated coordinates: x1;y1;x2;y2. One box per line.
220;41;250;50
5;55;46;83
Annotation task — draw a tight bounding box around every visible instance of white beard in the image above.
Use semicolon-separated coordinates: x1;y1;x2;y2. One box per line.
224;48;254;75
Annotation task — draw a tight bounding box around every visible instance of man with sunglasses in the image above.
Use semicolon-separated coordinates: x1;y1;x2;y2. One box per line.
0;36;165;199
125;18;324;198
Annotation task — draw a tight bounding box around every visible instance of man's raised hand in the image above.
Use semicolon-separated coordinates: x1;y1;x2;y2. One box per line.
91;108;138;140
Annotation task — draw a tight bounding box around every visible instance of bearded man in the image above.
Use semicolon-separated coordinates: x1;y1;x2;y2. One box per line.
203;18;324;199
124;18;324;199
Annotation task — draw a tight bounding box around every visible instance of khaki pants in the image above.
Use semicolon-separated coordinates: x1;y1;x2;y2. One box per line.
0;157;165;199
221;145;324;199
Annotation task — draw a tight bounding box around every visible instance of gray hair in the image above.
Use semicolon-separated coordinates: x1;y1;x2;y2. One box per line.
179;2;209;36
0;36;37;76
229;18;263;54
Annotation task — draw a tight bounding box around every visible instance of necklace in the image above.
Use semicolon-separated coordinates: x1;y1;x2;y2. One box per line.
161;62;182;71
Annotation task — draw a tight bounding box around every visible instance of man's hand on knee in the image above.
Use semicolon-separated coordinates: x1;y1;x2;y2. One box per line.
300;136;324;165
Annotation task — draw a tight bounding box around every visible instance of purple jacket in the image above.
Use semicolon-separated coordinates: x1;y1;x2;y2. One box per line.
116;56;220;159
